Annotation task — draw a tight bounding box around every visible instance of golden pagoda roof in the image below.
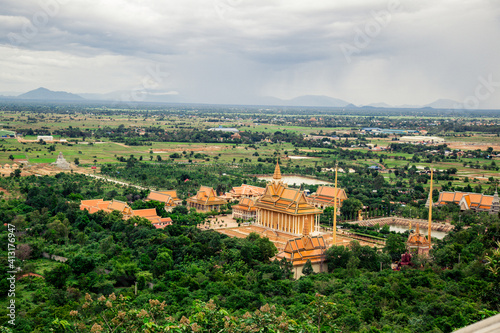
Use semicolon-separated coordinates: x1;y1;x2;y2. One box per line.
273;162;282;180
255;180;322;215
277;233;326;266
187;186;227;206
308;186;347;204
230;184;266;197
232;197;257;212
407;225;429;247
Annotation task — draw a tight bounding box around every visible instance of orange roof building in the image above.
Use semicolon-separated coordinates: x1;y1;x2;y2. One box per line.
228;184;266;201
80;199;133;216
436;191;500;214
232;197;258;221
146;190;182;211
255;163;322;235
150;217;173;229
307;186;348;209
406;224;430;256
276;222;327;278
186;186;227;212
80;199;172;228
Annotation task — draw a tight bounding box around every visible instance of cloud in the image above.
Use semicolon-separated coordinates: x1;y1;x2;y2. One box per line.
0;0;499;108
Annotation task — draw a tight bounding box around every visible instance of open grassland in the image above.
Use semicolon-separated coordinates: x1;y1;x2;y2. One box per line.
1;111;499;192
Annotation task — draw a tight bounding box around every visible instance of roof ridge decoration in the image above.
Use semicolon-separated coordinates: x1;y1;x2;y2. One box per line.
303;218;310;236
273;162;282;181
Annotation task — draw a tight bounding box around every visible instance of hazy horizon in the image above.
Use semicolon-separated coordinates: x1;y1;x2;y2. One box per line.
1;0;499;109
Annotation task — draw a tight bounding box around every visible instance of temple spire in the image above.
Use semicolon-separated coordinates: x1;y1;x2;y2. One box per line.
303;218;310;236
333;161;338;246
491;184;500;215
273;162;282;181
428;168;433;248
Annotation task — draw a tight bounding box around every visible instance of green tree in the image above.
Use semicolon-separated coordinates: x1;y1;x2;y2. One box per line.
45;264;72;289
152;250;173;277
46;219;70;243
373;174;385;190
340;198;363;219
384;234;407;261
302;259;314;276
325;245;351;271
69;254;96;276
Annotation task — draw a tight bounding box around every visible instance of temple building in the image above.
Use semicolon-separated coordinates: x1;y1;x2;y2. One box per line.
436;190;500;214
307;186;348;209
131;208;173;229
80;199;132;216
226;184;266;201
276;223;327;278
186;186;227;212
146;190;182;211
407;168;434;256
232;197;258;221
406;224;430;255
79;199;171;228
52;152;71;169
255;163;322;235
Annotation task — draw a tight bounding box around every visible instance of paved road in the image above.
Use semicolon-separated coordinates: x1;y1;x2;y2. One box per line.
79;172;150;190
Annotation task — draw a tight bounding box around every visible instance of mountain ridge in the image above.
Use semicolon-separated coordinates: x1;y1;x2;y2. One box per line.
3;87;466;109
17;87;84;101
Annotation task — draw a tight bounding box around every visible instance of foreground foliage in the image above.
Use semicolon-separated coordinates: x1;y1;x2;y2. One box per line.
0;173;499;332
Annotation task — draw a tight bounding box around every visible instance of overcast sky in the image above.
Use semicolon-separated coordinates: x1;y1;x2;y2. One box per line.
1;0;499;108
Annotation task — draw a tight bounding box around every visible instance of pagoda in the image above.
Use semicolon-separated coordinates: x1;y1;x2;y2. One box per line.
53;152;71;169
407;168;434;255
255;163;322;235
276;220;327;278
406;224;430;255
186;186;227;212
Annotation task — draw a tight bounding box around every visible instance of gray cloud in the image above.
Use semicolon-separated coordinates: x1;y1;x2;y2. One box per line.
0;0;499;108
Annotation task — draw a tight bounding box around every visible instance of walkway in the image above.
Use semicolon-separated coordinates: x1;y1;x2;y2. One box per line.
78;172;150;190
348;217;454;232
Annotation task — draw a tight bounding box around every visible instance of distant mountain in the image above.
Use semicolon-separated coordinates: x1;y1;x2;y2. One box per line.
424;99;461;109
344;103;359;109
18;87;84;101
4;88;467;110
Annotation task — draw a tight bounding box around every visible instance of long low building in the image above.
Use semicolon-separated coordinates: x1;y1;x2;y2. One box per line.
226;184;265;201
146;190;182;211
436;191;500;214
80;199;172;229
307;186;347;209
232;197;257;221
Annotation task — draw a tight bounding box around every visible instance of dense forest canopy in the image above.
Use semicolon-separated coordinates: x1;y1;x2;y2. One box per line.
0;171;499;332
0;103;500;332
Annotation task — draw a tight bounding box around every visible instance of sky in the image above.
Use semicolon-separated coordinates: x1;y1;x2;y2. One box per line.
1;0;500;108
